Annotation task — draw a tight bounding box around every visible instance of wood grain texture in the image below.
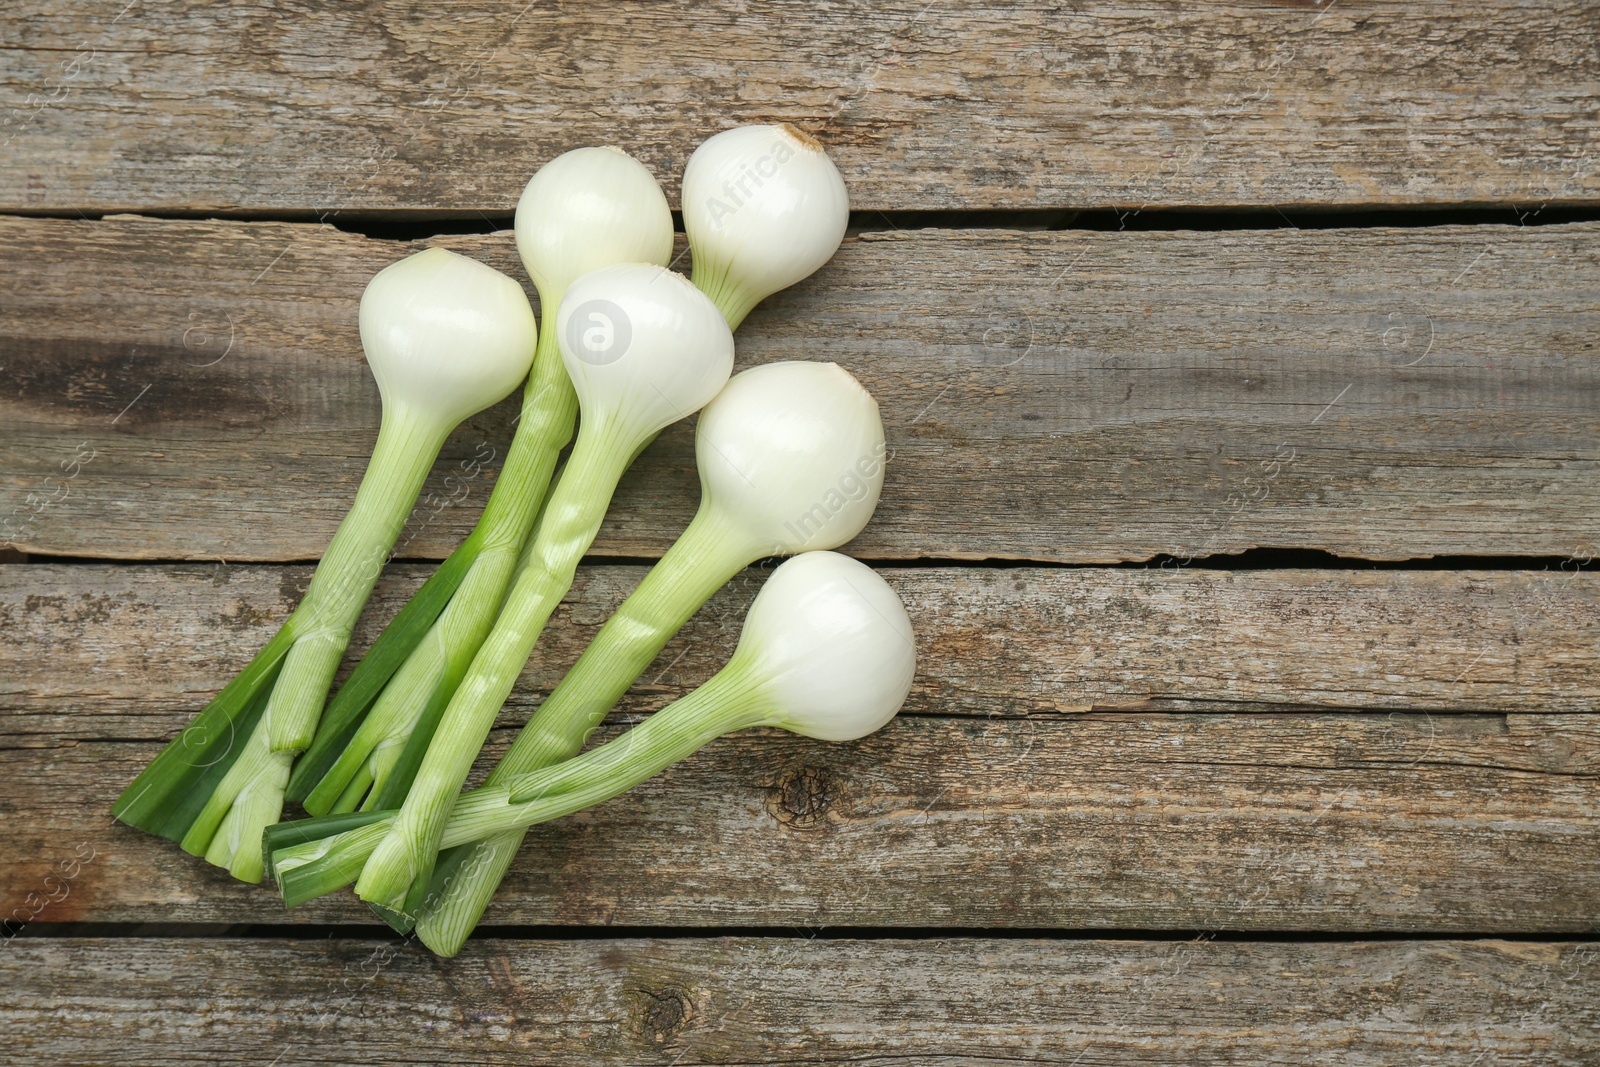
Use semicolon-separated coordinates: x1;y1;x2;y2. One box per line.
3;1;1597;212
12;714;1597;930
6;0;1596;1051
6;563;1599;737
4;215;1597;563
4;564;1597;930
4;937;1597;1065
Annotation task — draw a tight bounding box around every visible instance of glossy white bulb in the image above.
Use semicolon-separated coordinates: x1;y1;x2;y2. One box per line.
358;247;537;429
515;146;675;311
695;360;885;556
736;551;915;742
555;263;734;444
682;124;850;325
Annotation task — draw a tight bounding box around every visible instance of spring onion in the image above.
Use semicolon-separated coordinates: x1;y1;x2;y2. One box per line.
350;262;735;914
112;248;537;882
683;123;851;329
411;358;885;952
268;551;917;915
288;147;675;817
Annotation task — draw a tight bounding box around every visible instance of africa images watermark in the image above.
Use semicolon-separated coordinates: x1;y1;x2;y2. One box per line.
2;843;96;943
775;440;888;552
0;440;97;548
700;132;803;226
564;299;632;366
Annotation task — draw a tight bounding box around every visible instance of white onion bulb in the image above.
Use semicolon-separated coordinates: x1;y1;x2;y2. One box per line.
515;146;674;311
695;360;885;555
555;262;735;443
733;550;916;742
682;124;850;327
358;247;537;429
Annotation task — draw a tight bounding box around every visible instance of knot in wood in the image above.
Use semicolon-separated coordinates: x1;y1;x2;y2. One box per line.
630;985;693;1043
767;765;834;829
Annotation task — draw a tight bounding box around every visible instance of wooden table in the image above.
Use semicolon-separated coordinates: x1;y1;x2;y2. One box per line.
4;2;1598;1062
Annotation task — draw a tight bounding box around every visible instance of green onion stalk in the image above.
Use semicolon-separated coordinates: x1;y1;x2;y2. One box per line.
267;551;917;921
287;147;676;818
112;248;538;882
350;262;736;915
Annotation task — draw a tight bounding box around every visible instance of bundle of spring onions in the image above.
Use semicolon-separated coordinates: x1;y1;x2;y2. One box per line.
115;123;914;955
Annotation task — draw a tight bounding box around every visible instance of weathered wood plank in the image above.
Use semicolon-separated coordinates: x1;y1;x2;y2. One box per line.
5;564;1599;740
3;216;1597;562
10;713;1595;930
3;564;1597;930
4;937;1596;1065
3;2;1597;212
